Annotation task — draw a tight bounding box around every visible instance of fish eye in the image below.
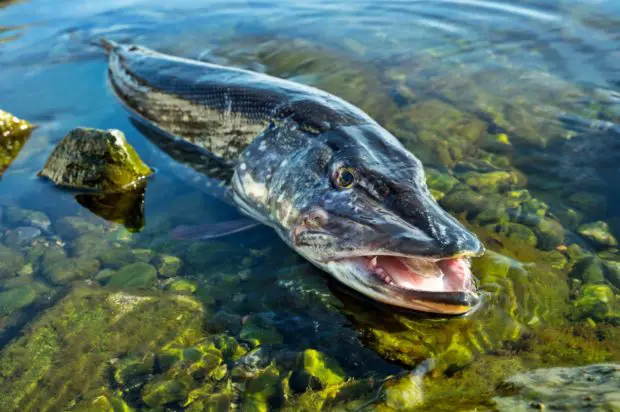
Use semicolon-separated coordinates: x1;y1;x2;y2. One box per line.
334;167;356;189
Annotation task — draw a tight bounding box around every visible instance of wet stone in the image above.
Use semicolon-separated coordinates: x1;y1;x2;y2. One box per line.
131;248;154;263
113;352;155;388
572;284;618;323
602;259;620;289
239;320;284;346
295;349;345;389
382;372;424;410
0;245;25;278
166;279;198;294
94;268;116;284
2;206;51;231
3;226;41;247
141;379;188;408
43;257;100;285
55;216;104;239
570;258;606;284
578;221;618;248
107;262;157;290
486;222;538;247
154;254;182;278
0;110;33;176
0;285;37;316
462;170;526;193
39;127;153;192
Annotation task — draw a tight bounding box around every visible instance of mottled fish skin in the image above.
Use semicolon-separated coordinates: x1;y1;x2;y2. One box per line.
104;40;485;315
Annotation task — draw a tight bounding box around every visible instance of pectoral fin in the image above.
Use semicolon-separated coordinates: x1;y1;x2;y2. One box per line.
171;218;261;240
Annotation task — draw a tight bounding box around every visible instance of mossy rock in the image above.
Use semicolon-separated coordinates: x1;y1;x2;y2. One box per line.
2;206;51;231
439;188;487;216
462;170;526;193
0;245;24;279
0;285;37;316
98;246;137;269
240;322;283;346
107;262;157;290
567;191;607;216
602;259;620;289
296;349;345;388
242;364;282;412
113;353;155;387
38;128;153;192
131;248;154;263
425;168;459;194
72;391;134;412
382;373;423;410
55;216;104;239
0;288;205;411
0;110;33;176
166;279;198;294
141;379;188;408
485;222;538;247
154;254;182;278
578;221;618;248
569;258;606;284
43;257;100;285
572;284;618;323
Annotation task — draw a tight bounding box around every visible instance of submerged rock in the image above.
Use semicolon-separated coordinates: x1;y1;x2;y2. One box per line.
141;379;188;407
2;206;51;232
0;110;33;176
294;349;345;389
154;254;182;278
106;262;157;290
494;364;620;411
572;284;619;323
38;128;153;192
0;285;37;316
578;221;618;248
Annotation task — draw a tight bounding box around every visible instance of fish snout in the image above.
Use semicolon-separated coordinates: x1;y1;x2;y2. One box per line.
291;207;329;242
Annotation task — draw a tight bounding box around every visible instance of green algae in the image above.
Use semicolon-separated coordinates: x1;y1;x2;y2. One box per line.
39;128;153;193
106;263;157;290
0;110;33;176
154;254;182;278
0;245;24;279
0;287;205;411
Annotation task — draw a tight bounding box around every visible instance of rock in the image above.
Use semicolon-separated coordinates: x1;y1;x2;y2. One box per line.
531;217;565;250
242;364;281;412
141;379;188;407
94;269;116;284
572;284;618;323
75;186;146;231
131;248;154;263
296;349;345;389
113;353;155;388
240;321;283;346
567;192;607;216
107;262;157;290
0;287;205;411
486;222;538;247
166;279;198;294
0;110;33;176
2;206;51;231
439;189;487;216
154;254;182;278
578;221;618;248
494;364;620;411
0;286;37;316
425;168;459;194
382;373;423;410
55;216;103;239
471;251;515;281
3;226;41;247
38;128;153;192
43;257;100;285
569;258;606;284
463;170;526;193
72;392;133;412
0;245;24;278
602;259;620;289
98;246;136;269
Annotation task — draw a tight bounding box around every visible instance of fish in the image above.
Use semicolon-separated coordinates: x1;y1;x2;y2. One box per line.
101;39;485;315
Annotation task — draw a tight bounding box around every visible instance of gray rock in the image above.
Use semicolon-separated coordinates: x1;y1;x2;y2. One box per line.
494;364;620;411
3;226;42;247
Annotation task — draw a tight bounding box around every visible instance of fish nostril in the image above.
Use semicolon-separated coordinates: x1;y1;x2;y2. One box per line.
305;208;328;228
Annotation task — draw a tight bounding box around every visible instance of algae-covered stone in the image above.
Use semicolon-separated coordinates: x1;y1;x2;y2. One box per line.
0;285;37;315
572;284;618;323
425;168;459;194
463;170;526;193
570;258;606;284
141;379;188;407
0;110;33;176
602;259;620;289
3;226;42;247
382;372;423;410
131;248;154;263
0;287;205;411
486;222;538;247
38;128;153;192
531;217;565;250
297;349;345;388
166;279;198;294
43;257;100;285
240;321;284;346
0;245;24;278
72;391;134;412
494;364;620;411
243;364;281;412
578;221;618;248
55;216;104;238
107;262;157;290
95;269;116;284
154;254;182;278
439;189;486;216
113;353;155;387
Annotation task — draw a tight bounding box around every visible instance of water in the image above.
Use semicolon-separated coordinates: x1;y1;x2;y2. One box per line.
0;0;619;410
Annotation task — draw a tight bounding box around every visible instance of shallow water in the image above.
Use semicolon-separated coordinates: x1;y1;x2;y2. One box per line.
0;0;619;410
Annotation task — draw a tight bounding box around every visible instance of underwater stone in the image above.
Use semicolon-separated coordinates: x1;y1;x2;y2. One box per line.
107;262;157;290
3;206;51;231
602;260;620;289
3;226;41;247
462;170;526;193
578;221;618;248
0;245;24;278
0;285;37;316
570;258;606;284
98;246;136;269
531;217;565;250
572;284;617;323
471;251;514;280
113;353;155;388
242;364;281;412
43;257;100;285
141;379;188;408
439;189;486;216
94;268;116;284
0;110;33;176
382;373;423;410
486;222;538;247
154;254;182;278
239;321;284;346
494;364;620;411
297;349;345;388
567;191;607;216
166;279;198;294
425;168;459;194
39;128;153;192
131;248;154;263
55;216;104;239
73;392;133;412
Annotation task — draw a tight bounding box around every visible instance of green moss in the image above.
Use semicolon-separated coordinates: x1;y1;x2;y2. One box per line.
243;364;281;412
425;168;459;193
0;245;24;279
0;285;37;315
166;279;198;294
383;373;423;410
106;262;157;290
485;222;538;247
113;353;154;387
572;284;618;323
141;379;188;407
0;288;205;411
73;391;134;412
43;257;100;285
298;349;345;388
463;170;526;193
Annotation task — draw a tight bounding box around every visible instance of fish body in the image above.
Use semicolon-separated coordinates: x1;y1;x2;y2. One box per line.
103;40;484;315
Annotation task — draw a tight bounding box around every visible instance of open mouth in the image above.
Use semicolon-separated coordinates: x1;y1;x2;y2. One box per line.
363;255;474;293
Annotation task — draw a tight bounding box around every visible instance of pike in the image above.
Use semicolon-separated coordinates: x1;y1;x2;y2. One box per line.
101;39;485;315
